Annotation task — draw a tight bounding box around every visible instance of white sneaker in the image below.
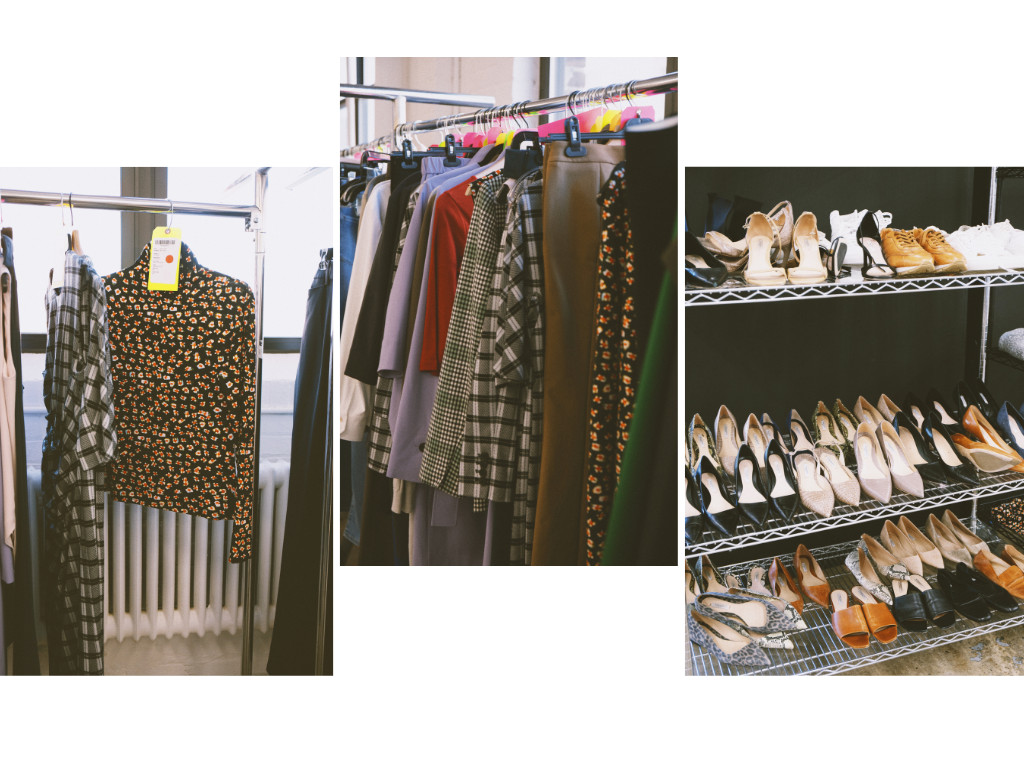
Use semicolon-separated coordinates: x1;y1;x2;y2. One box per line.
946;224;1006;270
1006;223;1024;260
829;209;866;266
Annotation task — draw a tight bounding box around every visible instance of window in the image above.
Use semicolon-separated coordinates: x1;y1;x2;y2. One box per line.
548;57;670;122
167;167;332;338
0;167;121;334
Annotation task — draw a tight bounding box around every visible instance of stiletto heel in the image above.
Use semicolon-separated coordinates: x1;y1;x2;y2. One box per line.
688;413;724;473
760;413;786;453
814;444;860;506
764;438;799;522
996;401;1024;457
696;456;739;536
768;557;804;615
733;443;770;528
926;388;964;435
791;449;835;518
892;410;945;483
962;404;1024;472
875;421;924;498
831;398;860;449
941;509;990;556
794;543;831;608
714;405;742;479
787;211;828;284
695;555;730;594
788;408;815;453
903;392;929;431
923;415;979;486
926;512;973;569
853;422;892;503
812;400;847;461
970;377;999;421
743;413;771;482
742;212;787;286
854;395;886;428
857;210;896;279
684;230;729;288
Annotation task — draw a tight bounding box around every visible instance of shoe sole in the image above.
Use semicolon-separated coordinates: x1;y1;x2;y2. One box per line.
932;262;967;275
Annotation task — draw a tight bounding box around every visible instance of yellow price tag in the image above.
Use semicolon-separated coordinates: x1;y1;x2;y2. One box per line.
148;226;182;291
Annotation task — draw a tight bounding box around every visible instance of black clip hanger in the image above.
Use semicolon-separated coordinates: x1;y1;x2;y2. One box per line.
400;139;417;170
564;116;586;157
442;134;461;167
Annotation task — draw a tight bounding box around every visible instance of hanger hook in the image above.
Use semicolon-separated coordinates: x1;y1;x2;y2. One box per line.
567;90;578;117
68;193;74;228
59;192;66;228
168;199;174;230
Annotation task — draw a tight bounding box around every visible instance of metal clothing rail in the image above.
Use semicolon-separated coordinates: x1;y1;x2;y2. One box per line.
340;71;679;156
0;172;272;677
340;84;496;154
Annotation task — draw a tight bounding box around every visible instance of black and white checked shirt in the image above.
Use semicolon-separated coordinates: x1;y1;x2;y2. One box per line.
366;189;420;474
419;173;506;496
42;251;117;675
495;176;545;565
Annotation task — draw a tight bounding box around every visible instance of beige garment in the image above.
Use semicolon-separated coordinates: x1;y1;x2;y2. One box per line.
0;265;16;550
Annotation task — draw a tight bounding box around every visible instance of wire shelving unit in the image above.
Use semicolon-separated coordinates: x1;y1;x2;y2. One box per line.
686;517;1024;676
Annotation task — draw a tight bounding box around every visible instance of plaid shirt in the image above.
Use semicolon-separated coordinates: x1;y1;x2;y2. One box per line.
419;173;506;496
42;251;117;675
495;176;545;565
366;189;420;473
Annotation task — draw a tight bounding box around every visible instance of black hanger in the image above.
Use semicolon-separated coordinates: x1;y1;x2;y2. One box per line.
504;130;543;180
392;137;477;171
541;115;655;156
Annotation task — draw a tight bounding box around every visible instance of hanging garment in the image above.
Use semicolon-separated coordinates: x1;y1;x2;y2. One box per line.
267;253;333;675
1;230;39;674
601;230;677;566
340;178;391;548
584;163;638;565
339;179;390;441
43;251;116;675
532;142;625;565
346;172;421;385
419;172;508;497
420;177;477;372
0;260;17;672
624;116;676;364
494;174;546;564
103;244;256;562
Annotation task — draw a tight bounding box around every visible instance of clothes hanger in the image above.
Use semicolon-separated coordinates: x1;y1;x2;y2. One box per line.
503;102;543;182
538;90;604;139
68;194;84;255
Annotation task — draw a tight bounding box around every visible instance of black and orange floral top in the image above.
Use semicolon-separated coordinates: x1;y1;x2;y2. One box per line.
103;243;257;562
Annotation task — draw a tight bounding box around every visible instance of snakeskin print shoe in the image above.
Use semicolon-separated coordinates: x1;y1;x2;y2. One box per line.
844;546;894;605
687;606;770;668
728;585;807;629
692;592;800;635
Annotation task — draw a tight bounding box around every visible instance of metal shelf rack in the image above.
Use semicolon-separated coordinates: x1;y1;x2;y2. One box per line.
685;167;1024;675
687;470;1024;557
684;268;1024;307
686;516;1024;676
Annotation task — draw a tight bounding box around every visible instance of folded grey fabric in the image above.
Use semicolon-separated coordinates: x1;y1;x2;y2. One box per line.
999;328;1024;360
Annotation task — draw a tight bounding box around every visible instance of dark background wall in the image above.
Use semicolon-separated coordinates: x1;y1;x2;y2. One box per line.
685;167;1024;430
685;167;1024;561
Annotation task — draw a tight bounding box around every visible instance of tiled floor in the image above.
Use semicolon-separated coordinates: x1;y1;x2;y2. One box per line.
27;631;273;675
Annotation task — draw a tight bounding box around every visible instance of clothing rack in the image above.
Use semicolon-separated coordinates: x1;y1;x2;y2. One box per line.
340;84;496;155
0;170;311;677
339;71;679;156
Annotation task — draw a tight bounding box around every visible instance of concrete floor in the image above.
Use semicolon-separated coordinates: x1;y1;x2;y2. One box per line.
844;623;1024;676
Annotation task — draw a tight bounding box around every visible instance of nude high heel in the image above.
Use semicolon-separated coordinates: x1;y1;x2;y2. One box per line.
787;212;828;284
742;212;787;286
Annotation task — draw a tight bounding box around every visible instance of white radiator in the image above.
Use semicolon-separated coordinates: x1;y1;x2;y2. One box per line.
26;460;291;642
